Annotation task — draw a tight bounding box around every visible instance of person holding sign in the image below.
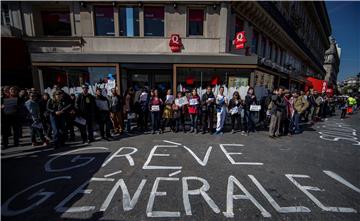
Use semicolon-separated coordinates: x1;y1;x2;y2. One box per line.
149;89;163;134
95;88;112;140
215;86;229;135
244;87;258;135
228;91;244;134
173;91;187;133
188;89;201;133
162;89;174;132
201;86;215;134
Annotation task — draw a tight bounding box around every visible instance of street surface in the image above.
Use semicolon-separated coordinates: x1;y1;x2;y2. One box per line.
1;113;359;221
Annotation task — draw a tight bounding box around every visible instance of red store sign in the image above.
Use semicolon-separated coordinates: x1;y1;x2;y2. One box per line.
169;34;183;52
233;31;247;49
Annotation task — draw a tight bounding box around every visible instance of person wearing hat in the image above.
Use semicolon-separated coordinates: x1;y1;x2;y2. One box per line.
75;85;96;143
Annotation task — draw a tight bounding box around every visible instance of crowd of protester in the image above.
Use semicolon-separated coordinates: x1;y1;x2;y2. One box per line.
1;84;359;149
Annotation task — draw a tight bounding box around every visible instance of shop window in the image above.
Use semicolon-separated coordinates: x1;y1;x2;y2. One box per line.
144;6;164;36
41;66;117;96
235;16;244;33
274;45;278;63
188;8;204;36
177;68;251;99
119;7;139;37
279;49;284;65
1;4;11;25
261;36;267;58
94;6;115;36
251;30;259;54
268;41;273;60
41;10;71;36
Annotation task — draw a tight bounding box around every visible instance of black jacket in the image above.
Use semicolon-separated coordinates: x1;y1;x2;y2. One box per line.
75;93;96;117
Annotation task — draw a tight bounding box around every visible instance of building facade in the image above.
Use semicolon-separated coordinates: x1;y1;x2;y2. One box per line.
1;1;331;98
323;36;341;87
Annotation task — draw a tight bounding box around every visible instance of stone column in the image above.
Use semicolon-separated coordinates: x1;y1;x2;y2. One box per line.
218;2;230;53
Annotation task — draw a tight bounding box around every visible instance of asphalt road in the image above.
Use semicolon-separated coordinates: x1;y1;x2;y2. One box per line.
1;113;359;221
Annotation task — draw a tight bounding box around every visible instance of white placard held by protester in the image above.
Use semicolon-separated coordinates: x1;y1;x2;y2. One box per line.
127;112;136;119
151;105;160;112
165;95;174;103
175;96;189;107
230;106;239;115
74;116;87;126
189;98;199;106
250;105;261;111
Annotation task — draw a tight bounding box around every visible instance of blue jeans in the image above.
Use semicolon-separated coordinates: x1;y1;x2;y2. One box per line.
190;114;198;130
151;111;161;132
50;114;65;147
290;112;301;134
245;110;255;133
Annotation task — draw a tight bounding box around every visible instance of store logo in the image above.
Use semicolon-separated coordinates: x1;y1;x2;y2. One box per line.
233;31;247;49
169;34;183;52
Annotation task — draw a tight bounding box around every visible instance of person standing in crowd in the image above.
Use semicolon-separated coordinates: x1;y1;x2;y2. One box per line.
188;89;201;133
47;90;70;148
292;90;309;134
95;88;112;140
314;92;324;121
124;87;135;133
65;93;76;142
1;86;21;148
138;87;149;132
25;92;49;146
18;89;29;138
244;87;257;135
201;86;215;134
215;86;228;135
162;89;174;132
149;89;163;134
228;91;243;134
268;87;285;138
281;90;292;136
75;85;96;143
109;88;124;135
173;91;186;133
40;93;52;139
339;97;348;119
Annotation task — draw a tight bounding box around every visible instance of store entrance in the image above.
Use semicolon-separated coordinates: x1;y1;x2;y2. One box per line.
121;64;173;97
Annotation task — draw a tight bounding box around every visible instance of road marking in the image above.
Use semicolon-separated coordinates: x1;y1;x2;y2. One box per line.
169;170;182;177
163;140;181;145
104;170;122;178
323;170;360;193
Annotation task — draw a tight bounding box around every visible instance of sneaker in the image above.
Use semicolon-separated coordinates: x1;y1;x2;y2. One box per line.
241;131;245;135
32;142;37;147
231;129;235;134
151;130;155;134
195;129;198;134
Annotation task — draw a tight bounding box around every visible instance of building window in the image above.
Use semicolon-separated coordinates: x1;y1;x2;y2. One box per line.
1;4;11;25
188;8;204;36
94;6;115;36
261;36;267;57
235;16;244;33
274;45;278;63
251;30;259;54
119;7;139;37
41;66;117;95
41;10;71;36
144;6;164;36
279;49;284;65
268;41;273;60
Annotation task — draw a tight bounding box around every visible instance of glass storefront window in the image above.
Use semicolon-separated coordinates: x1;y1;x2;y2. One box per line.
119;7;139;37
188;8;204;36
261;36;267;58
235;16;244;33
41;66;117;96
251;30;259;54
144;6;164;36
94;6;115;36
177;68;252;99
41;10;71;36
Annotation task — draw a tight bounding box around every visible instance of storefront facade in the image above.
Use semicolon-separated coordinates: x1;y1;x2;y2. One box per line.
1;1;331;98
